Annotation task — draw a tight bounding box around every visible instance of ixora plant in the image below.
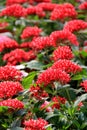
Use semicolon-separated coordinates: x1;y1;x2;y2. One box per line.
0;0;87;130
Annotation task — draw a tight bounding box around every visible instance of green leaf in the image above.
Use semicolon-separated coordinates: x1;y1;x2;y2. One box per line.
74;93;87;107
22;71;37;89
25;60;44;70
0;106;8;112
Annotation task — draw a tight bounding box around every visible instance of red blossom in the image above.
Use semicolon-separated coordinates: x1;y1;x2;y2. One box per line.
50;3;77;21
79;2;87;10
30;36;56;50
36;68;70;85
26;6;45;18
80;80;87;92
52;96;66;109
0;36;18;52
50;30;79;46
37;2;57;11
20;42;32;48
52;59;82;74
0;65;22;81
29;85;48;100
0;99;24;109
52;46;74;61
64;20;87;32
0;81;24;98
3;49;36;65
21;26;42;39
0;4;27;17
6;0;27;6
24;118;48;130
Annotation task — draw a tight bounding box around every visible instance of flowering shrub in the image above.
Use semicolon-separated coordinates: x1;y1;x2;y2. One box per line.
0;0;87;130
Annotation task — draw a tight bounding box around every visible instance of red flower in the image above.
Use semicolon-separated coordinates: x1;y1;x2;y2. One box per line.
79;2;87;10
20;42;32;48
50;3;77;21
52;96;66;109
30;36;56;50
0;99;24;109
80;80;87;92
52;59;82;74
0;36;18;52
36;68;70;85
0;81;23;98
26;6;45;18
3;49;35;65
37;2;57;11
21;26;42;39
50;30;79;46
52;46;74;61
0;4;27;17
29;85;48;100
0;65;22;81
64;20;87;32
24;118;48;130
6;0;27;6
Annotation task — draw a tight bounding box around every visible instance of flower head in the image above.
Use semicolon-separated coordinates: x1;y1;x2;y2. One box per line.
64;20;87;32
0;65;22;81
52;96;66;109
0;4;27;17
50;3;77;21
52;59;82;74
21;26;42;39
0;81;23;98
79;2;87;10
24;118;48;130
36;68;70;85
50;30;79;46
0;99;24;109
52;46;74;61
0;36;18;52
3;49;35;65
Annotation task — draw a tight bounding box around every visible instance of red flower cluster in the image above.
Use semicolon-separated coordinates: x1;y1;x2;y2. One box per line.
80;80;87;92
0;36;18;52
0;81;23;98
52;46;74;61
26;6;45;18
79;2;87;10
37;2;57;11
0;65;22;81
3;49;35;65
36;68;70;85
0;99;24;109
50;3;77;20
6;0;27;6
24;118;48;130
29;0;51;4
52;59;82;74
52;96;66;109
20;42;32;48
50;30;79;46
0;4;27;17
21;26;42;39
30;36;56;50
29;85;48;100
64;20;87;32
